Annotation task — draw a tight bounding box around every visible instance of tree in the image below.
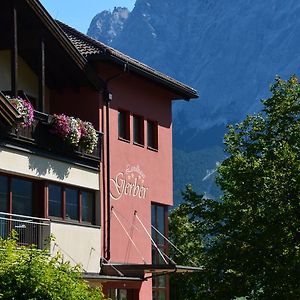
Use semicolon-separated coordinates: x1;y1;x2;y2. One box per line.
169;76;300;299
0;233;107;300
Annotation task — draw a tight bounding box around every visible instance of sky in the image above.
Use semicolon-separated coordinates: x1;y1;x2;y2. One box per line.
40;0;136;34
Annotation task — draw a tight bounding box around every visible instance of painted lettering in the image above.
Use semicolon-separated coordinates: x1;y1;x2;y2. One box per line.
110;166;149;201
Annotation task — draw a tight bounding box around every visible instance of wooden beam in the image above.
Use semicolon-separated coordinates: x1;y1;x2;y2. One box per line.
11;1;18;98
38;38;45;111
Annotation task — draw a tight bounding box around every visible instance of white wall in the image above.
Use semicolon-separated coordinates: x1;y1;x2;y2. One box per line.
51;221;101;273
0;147;99;190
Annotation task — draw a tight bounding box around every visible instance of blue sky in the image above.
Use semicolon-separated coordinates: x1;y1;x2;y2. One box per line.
40;0;136;34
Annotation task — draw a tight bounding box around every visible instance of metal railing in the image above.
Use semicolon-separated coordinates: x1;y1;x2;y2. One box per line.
0;212;50;249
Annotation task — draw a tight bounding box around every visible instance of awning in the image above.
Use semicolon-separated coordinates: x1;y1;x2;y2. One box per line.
99;263;204;280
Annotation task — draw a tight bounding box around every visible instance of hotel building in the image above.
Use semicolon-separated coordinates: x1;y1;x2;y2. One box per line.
0;1;198;299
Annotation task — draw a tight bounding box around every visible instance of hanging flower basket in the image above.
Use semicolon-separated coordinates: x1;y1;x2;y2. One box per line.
51;114;98;154
79;121;99;154
51;114;81;146
7;96;34;127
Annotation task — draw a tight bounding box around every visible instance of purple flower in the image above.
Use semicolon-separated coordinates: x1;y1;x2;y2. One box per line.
9;97;34;127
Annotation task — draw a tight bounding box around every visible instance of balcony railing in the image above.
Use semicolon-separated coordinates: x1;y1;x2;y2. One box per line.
0;110;102;169
0;212;50;249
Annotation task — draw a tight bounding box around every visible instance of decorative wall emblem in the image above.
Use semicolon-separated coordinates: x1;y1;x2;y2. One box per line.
110;165;149;200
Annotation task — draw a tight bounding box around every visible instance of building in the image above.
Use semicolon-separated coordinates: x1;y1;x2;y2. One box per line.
0;1;198;300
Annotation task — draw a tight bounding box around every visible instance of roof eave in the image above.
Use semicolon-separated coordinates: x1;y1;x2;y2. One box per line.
91;53;199;100
25;0;105;91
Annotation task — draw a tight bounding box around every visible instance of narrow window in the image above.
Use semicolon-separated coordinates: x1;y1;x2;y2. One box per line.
48;184;62;218
81;191;95;224
133;115;144;145
151;204;168;299
118;110;130;140
12;178;32;216
147;120;158;150
65;188;79;221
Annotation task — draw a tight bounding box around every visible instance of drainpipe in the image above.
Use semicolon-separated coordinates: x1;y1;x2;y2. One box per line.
102;69;127;261
104;89;112;261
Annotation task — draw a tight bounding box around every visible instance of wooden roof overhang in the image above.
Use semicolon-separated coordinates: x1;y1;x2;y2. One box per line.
0;0;104;92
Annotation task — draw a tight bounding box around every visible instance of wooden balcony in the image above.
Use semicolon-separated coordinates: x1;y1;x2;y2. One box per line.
0;110;102;169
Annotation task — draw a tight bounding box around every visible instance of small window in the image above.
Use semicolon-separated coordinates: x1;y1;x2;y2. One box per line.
133;115;144;145
118;110;130;141
49;184;62;218
147;120;158;150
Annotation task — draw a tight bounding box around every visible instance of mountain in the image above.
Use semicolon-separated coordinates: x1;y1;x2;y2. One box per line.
87;7;130;45
87;0;300;202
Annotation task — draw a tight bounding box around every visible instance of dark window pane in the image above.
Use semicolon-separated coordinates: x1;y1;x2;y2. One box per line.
151;205;156;227
66;188;78;220
12;178;32;216
152;246;157;264
82;191;94;223
108;289;117;300
152;290;157;300
147;120;158;149
119;289;127;300
133;115;144;145
157;206;165;245
118;111;129;140
0;176;8;212
157;274;166;287
157;290;166;300
49;184;62;218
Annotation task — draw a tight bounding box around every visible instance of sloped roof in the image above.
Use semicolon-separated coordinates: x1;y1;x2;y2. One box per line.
57;21;198;100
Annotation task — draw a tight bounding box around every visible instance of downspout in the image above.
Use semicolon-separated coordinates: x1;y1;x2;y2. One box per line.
103;89;112;261
103;69;126;261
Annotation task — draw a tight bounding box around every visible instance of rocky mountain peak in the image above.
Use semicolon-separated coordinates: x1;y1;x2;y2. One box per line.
87;7;130;45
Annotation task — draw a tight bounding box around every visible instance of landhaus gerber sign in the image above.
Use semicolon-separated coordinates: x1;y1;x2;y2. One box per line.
110;165;149;200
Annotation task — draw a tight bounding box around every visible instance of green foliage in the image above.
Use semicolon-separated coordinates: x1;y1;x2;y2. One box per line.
169;76;300;299
0;233;106;300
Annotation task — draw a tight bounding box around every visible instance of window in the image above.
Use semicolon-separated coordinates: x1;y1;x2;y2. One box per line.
152;204;169;300
0;174;35;217
48;184;95;224
147;120;158;150
12;178;33;216
49;184;62;218
118;110;130;141
133;115;144;145
66;188;78;221
108;289;128;300
0;176;8;212
82;191;95;223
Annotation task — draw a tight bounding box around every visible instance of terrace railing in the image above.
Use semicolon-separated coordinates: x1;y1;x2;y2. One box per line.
0;212;50;249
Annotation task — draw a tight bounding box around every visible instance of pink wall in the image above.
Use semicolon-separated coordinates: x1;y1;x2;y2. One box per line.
98;62;175;299
50;86;100;131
